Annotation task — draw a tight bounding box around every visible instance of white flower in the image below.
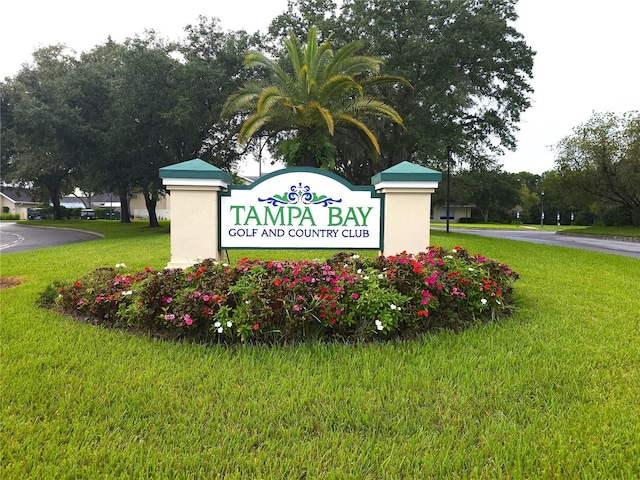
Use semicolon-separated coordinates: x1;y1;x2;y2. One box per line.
226;321;233;328
468;267;474;272
363;276;369;280
122;290;132;296
375;319;384;330
390;304;397;310
481;298;488;305
217;327;224;333
115;263;127;268
222;263;229;267
357;269;362;274
214;321;221;328
245;300;250;304
351;254;360;259
378;273;384;279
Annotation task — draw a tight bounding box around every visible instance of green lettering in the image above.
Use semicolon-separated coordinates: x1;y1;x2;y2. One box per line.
357;206;373;226
328;207;343;226
299;207;316;226
230;205;245;225
287;206;302;226
264;206;285;226
343;207;360;226
244;206;261;225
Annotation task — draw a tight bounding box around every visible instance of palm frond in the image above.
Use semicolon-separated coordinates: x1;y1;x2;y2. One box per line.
284;31;305;85
318;75;362;100
334;113;381;155
309;101;335;135
346;98;405;127
360;74;413;90
221;88;260;117
238;114;271;144
325;40;366;79
256;86;286;114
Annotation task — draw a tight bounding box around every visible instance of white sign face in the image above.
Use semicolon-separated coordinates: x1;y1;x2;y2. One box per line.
220;168;382;249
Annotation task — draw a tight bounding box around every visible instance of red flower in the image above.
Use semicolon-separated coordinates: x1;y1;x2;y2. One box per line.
274;279;282;286
253;323;260;330
75;281;82;288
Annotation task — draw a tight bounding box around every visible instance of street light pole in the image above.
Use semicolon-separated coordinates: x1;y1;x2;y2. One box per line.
540;191;545;228
446;145;452;234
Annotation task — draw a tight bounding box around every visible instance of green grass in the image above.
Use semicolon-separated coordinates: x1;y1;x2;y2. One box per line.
2;222;639;478
558;225;640;238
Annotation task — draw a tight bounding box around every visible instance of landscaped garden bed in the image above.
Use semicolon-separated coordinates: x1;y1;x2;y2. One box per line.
45;246;518;344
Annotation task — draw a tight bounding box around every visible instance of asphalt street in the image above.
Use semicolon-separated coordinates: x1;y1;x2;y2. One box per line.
441;227;640;259
0;223;102;254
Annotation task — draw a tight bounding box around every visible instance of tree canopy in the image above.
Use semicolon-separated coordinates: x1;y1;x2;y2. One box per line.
221;26;406;169
268;0;535;182
554;111;640;225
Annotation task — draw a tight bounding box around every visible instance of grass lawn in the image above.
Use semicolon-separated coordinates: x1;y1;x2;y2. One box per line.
1;221;639;478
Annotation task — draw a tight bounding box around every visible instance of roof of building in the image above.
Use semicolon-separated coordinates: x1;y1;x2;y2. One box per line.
0;186;42;204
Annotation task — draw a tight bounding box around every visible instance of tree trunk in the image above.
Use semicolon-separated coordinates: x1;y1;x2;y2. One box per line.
143;187;160;228
300;150;319;168
50;190;63;220
118;189;132;223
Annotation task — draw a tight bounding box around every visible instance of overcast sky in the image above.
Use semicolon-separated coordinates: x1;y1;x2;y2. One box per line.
2;0;638;176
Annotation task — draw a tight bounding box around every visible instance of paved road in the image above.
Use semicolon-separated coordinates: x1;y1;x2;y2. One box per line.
442;227;640;258
0;223;102;254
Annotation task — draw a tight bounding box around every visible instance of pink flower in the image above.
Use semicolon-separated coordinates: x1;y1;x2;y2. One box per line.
202;295;210;302
162;296;173;304
193;291;201;298
183;315;193;326
352;293;359;300
165;314;175;321
293;305;301;311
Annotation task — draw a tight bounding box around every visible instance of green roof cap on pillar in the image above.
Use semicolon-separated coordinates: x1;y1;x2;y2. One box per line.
159;158;232;183
371;161;442;184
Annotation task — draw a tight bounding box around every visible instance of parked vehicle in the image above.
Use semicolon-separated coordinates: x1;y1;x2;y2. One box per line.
27;207;50;220
80;209;97;220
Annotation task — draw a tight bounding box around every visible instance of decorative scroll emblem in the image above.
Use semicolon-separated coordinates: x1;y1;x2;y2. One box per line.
259;183;342;207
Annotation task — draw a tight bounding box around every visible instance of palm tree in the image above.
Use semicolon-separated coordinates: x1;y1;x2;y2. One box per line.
221;27;407;169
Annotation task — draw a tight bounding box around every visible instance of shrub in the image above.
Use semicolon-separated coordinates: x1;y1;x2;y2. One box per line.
46;246;519;344
0;213;20;220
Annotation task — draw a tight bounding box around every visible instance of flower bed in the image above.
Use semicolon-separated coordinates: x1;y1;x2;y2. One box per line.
47;246;519;344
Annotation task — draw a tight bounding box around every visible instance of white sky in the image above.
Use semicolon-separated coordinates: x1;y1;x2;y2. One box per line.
1;0;638;176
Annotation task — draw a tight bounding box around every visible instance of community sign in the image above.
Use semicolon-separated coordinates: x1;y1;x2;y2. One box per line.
220;168;382;249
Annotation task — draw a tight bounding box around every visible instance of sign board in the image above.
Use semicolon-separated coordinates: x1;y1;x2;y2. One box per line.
220;168;382;249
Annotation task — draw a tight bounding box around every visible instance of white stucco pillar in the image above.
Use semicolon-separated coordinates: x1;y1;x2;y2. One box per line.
372;161;441;256
160;159;232;269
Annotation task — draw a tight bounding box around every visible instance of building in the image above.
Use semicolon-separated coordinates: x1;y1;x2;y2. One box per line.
432;203;477;223
0;186;41;219
128;193;171;220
